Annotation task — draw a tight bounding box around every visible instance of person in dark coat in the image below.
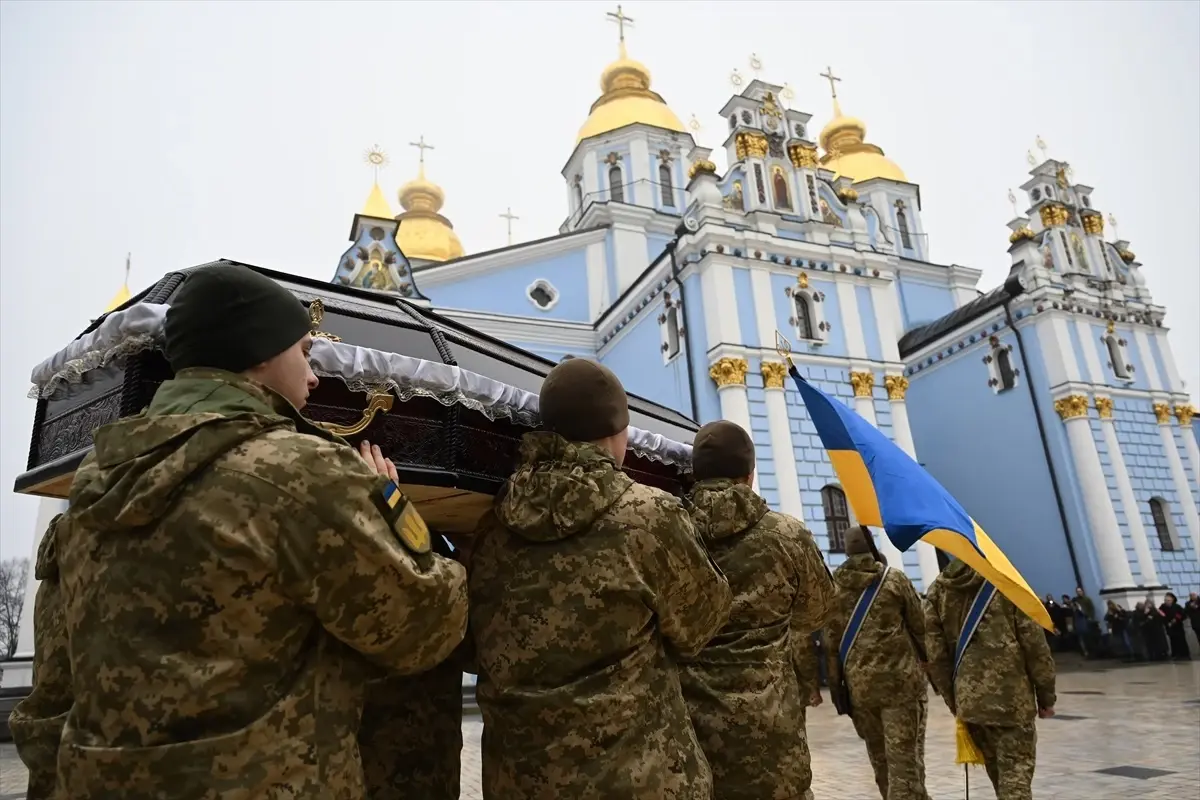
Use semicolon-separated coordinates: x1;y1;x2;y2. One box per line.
1104;601;1131;660
1160;593;1191;660
1138;598;1169;661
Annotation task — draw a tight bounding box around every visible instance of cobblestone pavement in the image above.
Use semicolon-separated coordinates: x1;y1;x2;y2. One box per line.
2;660;1197;799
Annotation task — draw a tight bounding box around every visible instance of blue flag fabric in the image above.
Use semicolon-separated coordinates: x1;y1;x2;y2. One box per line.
787;364;1053;631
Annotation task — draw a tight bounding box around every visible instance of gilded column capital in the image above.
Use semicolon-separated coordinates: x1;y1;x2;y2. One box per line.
787;142;819;169
761;361;788;390
709;357;749;388
1094;396;1114;420
1174;403;1196;427
1152;402;1172;425
1054;394;1090;421
884;374;909;402
849;371;875;398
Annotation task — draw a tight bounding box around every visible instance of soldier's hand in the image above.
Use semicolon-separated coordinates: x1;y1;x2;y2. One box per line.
809;689;823;707
359;440;399;484
1038;706;1056;719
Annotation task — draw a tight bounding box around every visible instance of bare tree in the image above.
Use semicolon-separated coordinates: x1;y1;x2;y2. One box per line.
0;558;30;659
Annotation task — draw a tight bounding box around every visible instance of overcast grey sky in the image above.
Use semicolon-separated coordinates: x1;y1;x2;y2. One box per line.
2;0;1197;561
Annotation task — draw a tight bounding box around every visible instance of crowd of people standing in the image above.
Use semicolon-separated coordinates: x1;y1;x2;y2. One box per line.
1043;587;1198;662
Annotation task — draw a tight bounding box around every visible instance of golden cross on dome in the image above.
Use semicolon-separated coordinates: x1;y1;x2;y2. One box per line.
749;53;763;77
500;207;520;245
607;5;634;50
409;135;434;166
819;66;841;100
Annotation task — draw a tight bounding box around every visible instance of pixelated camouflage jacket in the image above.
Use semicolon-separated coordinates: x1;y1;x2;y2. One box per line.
8;514;71;800
678;479;832;800
55;368;469;800
824;554;927;710
469;431;732;800
792;631;822;707
923;559;1057;725
359;534;465;800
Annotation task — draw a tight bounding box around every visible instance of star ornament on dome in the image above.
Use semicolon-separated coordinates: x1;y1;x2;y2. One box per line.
688;114;702;132
363;145;389;180
781;83;795;106
749;53;763;76
730;68;744;87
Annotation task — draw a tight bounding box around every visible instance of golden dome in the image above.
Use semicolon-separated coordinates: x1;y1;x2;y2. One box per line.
818;99;907;183
576;43;685;143
362;181;394;219
395;164;464;262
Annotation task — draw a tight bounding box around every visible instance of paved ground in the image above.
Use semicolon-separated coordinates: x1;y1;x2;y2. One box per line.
2;659;1197;799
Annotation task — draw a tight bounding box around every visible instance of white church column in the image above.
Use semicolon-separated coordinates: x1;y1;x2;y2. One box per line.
710;357;758;493
882;374;942;589
1095;397;1160;587
1154;403;1200;561
1175;404;1200;495
847;370;906;572
761;361;804;520
1055;394;1136;591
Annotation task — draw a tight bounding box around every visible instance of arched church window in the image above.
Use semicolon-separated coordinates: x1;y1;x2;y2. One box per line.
753;164;767;204
729;114;737;130
1149;497;1178;551
664;306;680;358
772;167;792;210
896;201;913;249
1105;335;1129;380
659;164;675;207
609;166;624;203
822;485;850;553
996;347;1016;390
794;294;815;340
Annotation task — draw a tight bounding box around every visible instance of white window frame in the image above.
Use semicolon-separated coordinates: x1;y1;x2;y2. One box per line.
784;274;828;345
658;292;685;364
526;279;560;312
983;336;1020;394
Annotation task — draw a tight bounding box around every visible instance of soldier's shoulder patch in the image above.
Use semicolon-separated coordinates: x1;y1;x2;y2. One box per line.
373;479;431;555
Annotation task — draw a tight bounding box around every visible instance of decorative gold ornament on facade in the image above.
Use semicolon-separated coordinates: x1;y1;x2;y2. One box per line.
1094;396;1114;420
1054;394;1089;421
1175;404;1196;427
308;299;342;342
1039;204;1069;228
1105;320;1115;335
1152;403;1172;424
835;186;859;203
884;374;909;401
735;131;769;160
1008;226;1035;244
709;357;749;387
1117;247;1136;264
1081;212;1104;236
849;371;875;398
787;143;819;169
761;361;788;389
797;271;809;290
687;159;717;179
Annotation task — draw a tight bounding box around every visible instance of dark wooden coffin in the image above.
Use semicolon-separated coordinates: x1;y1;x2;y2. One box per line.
15;260;698;537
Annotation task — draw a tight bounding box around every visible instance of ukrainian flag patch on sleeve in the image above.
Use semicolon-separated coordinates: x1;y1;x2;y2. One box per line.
374;479;432;555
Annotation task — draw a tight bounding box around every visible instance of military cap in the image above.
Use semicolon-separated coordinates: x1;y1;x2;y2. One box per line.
164;264;312;374
538;358;630;442
691;420;756;481
843;525;874;555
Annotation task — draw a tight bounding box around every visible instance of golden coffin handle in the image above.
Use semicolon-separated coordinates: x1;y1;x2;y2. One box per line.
318;392;395;437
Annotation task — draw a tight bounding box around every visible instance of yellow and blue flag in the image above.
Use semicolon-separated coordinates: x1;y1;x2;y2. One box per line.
783;354;1053;631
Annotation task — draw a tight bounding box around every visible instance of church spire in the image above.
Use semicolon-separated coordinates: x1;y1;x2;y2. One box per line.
103;253;132;313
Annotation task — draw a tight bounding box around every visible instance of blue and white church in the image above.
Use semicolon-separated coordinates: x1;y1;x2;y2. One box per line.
328;11;1199;606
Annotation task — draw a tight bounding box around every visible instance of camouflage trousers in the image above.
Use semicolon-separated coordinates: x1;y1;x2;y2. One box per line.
850;699;929;800
358;661;465;800
964;722;1037;800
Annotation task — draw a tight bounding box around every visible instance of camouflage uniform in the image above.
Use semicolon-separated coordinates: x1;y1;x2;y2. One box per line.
924;559;1057;800
8;514;72;800
469;432;732;799
825;553;929;800
55;368;470;800
679;478;832;800
358;535;468;800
